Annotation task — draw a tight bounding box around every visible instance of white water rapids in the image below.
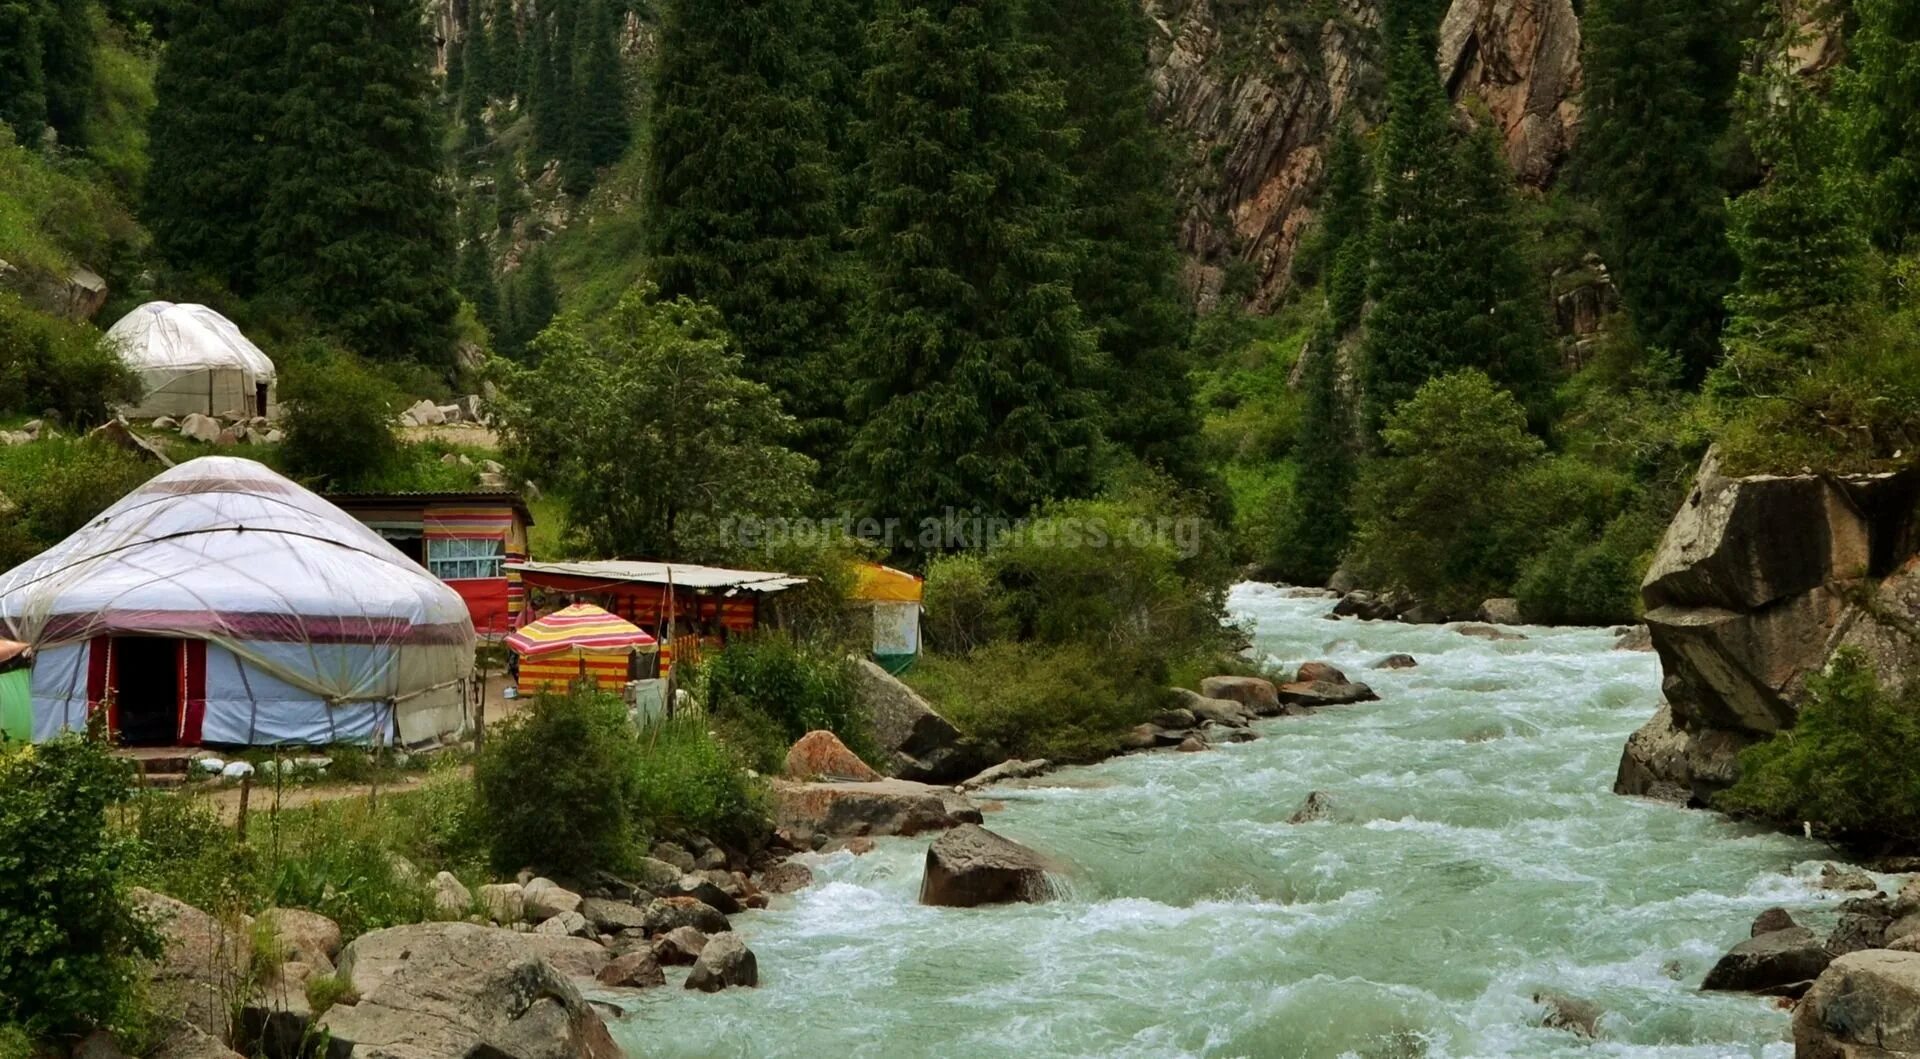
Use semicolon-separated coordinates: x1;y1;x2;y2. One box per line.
610;583;1875;1058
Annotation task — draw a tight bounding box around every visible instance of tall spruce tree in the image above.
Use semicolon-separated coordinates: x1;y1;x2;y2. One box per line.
444;0;467;99
847;0;1101;525
458;0;489;141
575;0;628;167
488;0;520;102
645;0;847;463
38;0;95;146
1274;324;1355;584
260;0;459;360
557;0;595;193
1360;26;1546;433
507;247;560;357
1838;0;1920;253
1320;121;1373;335
527;4;563;151
457;217;502;338
1030;0;1200;484
144;0;283;291
1579;0;1740;384
0;3;49;142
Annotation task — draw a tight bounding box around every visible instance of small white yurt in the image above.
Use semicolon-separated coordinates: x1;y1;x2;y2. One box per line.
0;457;475;748
105;301;278;419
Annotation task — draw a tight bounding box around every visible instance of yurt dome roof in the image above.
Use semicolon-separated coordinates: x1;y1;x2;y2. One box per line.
105;301;277;379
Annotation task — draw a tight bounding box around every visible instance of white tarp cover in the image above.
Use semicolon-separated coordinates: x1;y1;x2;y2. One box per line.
105;301;278;417
0;457;475;745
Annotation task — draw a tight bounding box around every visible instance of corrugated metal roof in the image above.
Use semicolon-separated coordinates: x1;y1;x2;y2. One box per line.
507;559;807;593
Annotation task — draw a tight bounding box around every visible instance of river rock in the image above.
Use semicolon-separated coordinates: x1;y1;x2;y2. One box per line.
758;861;814;894
641;896;731;936
1274;679;1379;708
533;910;591;938
1700;926;1833;996
1533;990;1601;1038
1287;790;1335;824
1826;896;1896;956
317;922;620;1059
1478;598;1525;625
1176;734;1210;752
651;926;708;965
522;877;583;920
1612;704;1694;803
772;777;980;843
597;951;666;989
652;842;698;873
431;871;472;917
1171;687;1254;727
1612;625;1653;651
479;883;526;924
668;873;743;915
784;729;882;782
1794;949;1920;1058
134;889;252;1040
581;897;649;934
1372;654;1418;669
919;824;1052;908
1752;907;1798;936
1455;623;1527;641
684;932;758;992
959;758;1052;790
179;413;223;444
521;933;611;978
265;907;342;970
1121;723;1162;750
1331;590;1398;621
1294;661;1349;684
850;658;978;782
1150;706;1198;729
1198;676;1280;714
1819;863;1879;892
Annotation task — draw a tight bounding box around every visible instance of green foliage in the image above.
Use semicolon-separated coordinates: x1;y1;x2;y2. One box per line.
0;436;155;569
305;973;358;1017
905;642;1169;763
126;792;255;913
1268;328;1354;585
1347;370;1544;614
645;0;849;465
1719;649;1920;844
487;0;521;103
259;0;460;361
0;0;95;148
1837;0;1920;253
0;291;141;424
1361;27;1548;433
274;345;403;490
473;690;641;875
252;797;433;936
500;247;559;359
921;553;1005;654
628;714;768;843
493;283;815;560
699;634;871;770
846;0;1101;525
1513;513;1648;625
1577;0;1742;385
0;735;161;1038
1316;122;1372;336
572;0;628;169
0;122;145;281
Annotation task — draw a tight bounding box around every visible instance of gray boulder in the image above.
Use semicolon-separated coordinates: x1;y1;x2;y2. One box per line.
1454;623;1527;642
1372;654;1418;670
430;871;471;917
148;1024;244;1059
1612;705;1693;803
757;862;814;895
580;897;648;934
520;934;611;979
1794;949;1920;1058
318;922;620;1059
1330;590;1398;621
1171;687;1253;727
1533;990;1601;1038
133;889;251;1041
919;824;1052;908
1197;676;1280;715
851;658;978;781
1286;790;1335;824
684;932;758;992
522;877;583;921
1700;926;1833;996
640;897;731;936
479;883;525;924
770;777;981;844
178;413;223;444
1478;598;1525;625
533;910;591;938
1274;679;1378;709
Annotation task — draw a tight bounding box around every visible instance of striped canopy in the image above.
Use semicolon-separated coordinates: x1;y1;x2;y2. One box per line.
505;603;656;659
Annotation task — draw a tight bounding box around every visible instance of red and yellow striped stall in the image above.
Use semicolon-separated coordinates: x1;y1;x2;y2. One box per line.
505;603;657;693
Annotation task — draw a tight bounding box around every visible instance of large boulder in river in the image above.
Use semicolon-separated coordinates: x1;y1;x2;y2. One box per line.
684;932;759;992
783;730;881;782
850;658;980;782
1700;925;1833;997
920;824;1053;908
1170;687;1256;727
1794;949;1920;1058
317;922;621;1059
1275;679;1378;708
771;777;981;844
1198;676;1280;715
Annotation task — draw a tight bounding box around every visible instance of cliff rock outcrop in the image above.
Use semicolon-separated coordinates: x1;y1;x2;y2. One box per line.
1616;450;1920;804
1436;0;1582;187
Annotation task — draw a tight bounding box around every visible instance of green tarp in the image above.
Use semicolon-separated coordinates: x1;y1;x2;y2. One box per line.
0;669;31;742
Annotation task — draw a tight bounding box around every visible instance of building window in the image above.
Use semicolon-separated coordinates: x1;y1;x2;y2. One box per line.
427;537;505;581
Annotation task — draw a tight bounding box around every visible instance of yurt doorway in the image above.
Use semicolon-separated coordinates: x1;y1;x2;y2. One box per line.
111;637;181;746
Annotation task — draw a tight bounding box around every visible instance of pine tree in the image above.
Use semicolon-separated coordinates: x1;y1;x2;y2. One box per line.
575;0;628;167
444;0;467;99
260;0;459;360
510;248;560;355
457;217;502;339
557;0;594;193
144;0;284;291
1274;324;1355;584
1579;0;1740;384
38;0;95;147
459;0;489;141
1030;0;1200;484
1360;26;1546;433
1838;0;1920;253
0;2;49;142
527;4;563;151
847;0;1102;525
645;0;847;463
488;0;519;103
1319;121;1373;335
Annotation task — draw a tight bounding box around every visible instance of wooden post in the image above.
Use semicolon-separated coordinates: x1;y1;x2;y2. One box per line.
234;774;251;840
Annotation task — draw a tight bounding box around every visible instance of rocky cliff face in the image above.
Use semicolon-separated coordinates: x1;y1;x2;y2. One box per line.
1436;0;1582;187
1617;450;1920;805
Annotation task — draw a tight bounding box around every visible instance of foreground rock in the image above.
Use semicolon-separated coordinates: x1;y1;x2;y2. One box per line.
850;658;980;782
784;730;881;782
1794;949;1920;1058
958;758;1052;790
1700;925;1832;997
134;889;252;1041
597;951;666;989
1170;687;1257;726
919;824;1052;908
1274;679;1378;708
684;932;759;992
318;922;620;1059
650;926;708;966
1198;676;1280;714
771;778;981;845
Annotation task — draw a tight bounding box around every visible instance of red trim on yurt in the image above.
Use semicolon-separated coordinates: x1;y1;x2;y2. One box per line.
179;640;207;744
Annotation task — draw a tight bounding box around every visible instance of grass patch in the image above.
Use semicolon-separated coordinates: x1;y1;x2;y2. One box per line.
905;643;1173;763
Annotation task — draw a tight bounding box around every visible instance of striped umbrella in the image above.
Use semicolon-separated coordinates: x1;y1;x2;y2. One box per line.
505;603;656;660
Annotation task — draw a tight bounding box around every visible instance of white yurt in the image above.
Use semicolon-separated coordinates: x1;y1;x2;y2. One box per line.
0;457;475;748
105;301;278;419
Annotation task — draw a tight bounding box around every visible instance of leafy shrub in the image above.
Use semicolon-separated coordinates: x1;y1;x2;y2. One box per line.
0;1024;32;1059
0;292;142;424
254;797;433;938
921;553;1003;654
699;634;871;768
1718;649;1920;844
1514;510;1657;625
905;642;1171;763
126;792;256;913
629;715;767;843
0;735;160;1038
474;690;641;875
0;435;156;568
384;768;488;873
275;344;403;489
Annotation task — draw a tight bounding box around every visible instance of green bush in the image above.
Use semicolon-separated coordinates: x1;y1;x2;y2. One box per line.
275;344;404;489
629;715;767;843
1718;649;1920;844
0;292;142;424
905;642;1171;763
0;735;160;1038
0;435;156;567
254;797;434;937
473;690;641;875
699;634;872;768
921;553;1003;654
0;1023;32;1059
126;792;256;913
1514;511;1655;625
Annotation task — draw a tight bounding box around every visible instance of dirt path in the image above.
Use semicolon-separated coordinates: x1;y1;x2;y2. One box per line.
181;766;469;822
